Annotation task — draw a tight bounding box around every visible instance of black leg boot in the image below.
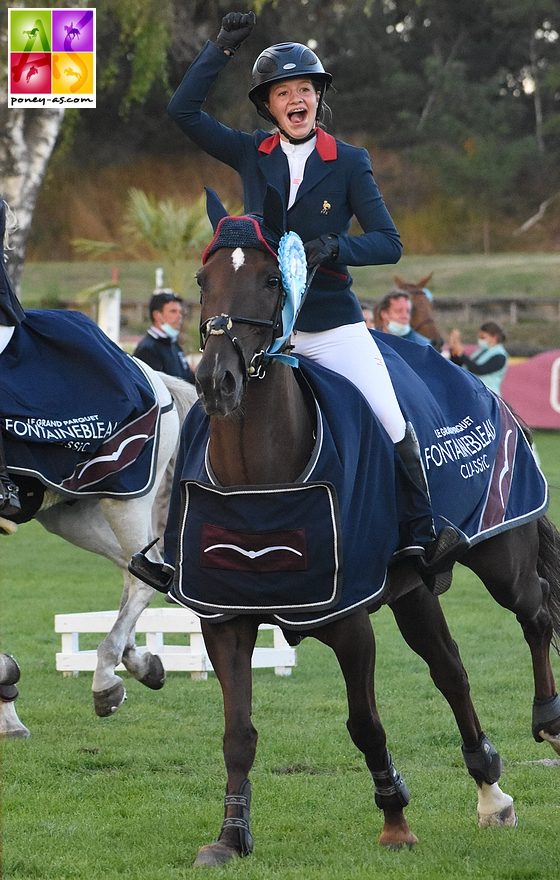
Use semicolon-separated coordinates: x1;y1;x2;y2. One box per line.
394;422;468;594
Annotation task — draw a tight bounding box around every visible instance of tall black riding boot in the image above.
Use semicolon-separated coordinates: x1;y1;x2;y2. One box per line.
394;422;467;594
0;429;20;518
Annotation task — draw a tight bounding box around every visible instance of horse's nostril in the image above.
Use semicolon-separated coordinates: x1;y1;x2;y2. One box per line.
222;371;237;397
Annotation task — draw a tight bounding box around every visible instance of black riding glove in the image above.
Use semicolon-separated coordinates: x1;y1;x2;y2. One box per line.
304;234;339;269
216;11;256;54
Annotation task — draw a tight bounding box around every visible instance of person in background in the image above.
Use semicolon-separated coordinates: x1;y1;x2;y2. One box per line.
133;290;196;538
448;321;508;395
133;291;195;384
377;290;431;346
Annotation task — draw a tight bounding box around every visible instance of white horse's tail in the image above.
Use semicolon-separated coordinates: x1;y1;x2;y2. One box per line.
158;373;198;425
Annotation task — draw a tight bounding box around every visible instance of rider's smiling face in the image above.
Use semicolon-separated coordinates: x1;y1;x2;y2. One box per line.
266;78;320;141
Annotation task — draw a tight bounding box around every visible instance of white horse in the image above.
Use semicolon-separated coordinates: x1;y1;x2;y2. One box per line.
0;364;197;737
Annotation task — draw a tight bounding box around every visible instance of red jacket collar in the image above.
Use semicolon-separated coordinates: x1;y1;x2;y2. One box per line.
258;128;337;160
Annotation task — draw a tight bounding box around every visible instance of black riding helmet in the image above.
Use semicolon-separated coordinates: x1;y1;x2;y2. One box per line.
248;42;333;130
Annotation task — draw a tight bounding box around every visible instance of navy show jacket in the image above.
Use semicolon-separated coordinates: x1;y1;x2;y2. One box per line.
168;40;403;332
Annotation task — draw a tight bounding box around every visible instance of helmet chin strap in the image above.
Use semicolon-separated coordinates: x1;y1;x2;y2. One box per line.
278;126;317;145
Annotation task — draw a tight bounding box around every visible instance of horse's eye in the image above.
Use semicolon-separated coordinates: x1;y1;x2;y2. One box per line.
195;273;205;302
267;275;282;290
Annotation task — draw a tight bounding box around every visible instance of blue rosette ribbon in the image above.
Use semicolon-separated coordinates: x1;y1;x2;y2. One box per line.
267;231;308;366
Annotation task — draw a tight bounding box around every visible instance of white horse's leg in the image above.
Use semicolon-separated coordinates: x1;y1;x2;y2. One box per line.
91;396;181;714
476;782;517;827
0;654;30;738
37;496;126;564
36;370;191;718
39;494;162;714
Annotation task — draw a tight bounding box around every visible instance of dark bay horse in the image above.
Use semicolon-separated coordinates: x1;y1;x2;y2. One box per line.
180;198;560;866
374;272;444;350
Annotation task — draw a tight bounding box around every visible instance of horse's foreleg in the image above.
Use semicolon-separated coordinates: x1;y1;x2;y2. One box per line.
92;497;164;717
0;654;30;738
390;587;516;828
193;617;259;867
316;609;417;849
92;570;162;717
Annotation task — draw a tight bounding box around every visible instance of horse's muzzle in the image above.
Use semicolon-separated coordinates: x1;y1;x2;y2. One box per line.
196;364;243;417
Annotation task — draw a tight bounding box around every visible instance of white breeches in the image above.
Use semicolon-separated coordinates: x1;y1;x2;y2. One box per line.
0;325;15;355
292;322;406;442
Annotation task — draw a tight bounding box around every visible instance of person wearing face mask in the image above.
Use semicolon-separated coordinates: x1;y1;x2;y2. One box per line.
165;11;467;591
448;322;509;396
133;291;195;384
378;291;432;346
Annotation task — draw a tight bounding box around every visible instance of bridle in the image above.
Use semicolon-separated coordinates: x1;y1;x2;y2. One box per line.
199;281;286;382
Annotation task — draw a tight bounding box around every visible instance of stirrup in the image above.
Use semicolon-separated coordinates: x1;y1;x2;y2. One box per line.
415;526;467;596
419;526;467;575
128;538;173;593
419;567;453;597
0;479;21;518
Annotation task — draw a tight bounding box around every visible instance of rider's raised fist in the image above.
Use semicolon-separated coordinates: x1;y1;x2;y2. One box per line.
216;11;256;54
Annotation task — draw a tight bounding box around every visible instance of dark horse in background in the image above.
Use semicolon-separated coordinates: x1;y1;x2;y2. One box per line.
373;272;444;350
164;192;560;866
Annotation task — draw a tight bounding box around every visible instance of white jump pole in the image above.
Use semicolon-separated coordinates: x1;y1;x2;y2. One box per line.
97;267;121;343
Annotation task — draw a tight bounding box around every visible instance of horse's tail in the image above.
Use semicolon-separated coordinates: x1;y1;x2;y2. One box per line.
158;373;198;426
537;515;560;655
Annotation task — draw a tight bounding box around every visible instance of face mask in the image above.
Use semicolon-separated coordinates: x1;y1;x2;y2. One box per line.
161;322;179;340
477;338;489;350
387;321;410;337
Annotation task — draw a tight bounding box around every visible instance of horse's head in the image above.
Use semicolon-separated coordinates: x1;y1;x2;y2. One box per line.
390;273;444;351
195;188;292;417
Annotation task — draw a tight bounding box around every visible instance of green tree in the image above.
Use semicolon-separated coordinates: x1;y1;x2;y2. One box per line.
1;0;173;291
73;188;214;293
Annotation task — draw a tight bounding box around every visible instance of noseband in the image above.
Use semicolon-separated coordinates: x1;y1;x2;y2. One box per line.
199;286;286;382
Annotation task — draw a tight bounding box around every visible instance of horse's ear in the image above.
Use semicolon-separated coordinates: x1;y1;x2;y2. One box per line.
418;272;433;287
262;185;287;239
205;188;229;231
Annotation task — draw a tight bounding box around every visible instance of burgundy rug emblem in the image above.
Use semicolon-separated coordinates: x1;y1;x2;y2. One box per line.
200;522;308;572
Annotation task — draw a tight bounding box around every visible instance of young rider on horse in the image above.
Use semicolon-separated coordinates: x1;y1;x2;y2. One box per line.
166;12;466;586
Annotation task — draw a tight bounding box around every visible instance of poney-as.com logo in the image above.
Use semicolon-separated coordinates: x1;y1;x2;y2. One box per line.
8;8;95;108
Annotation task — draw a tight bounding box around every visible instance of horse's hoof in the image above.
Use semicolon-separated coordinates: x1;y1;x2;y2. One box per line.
138;653;165;690
0;700;31;738
379;827;418;848
478;803;518;828
538;730;560;755
193;842;240;867
93;682;127;717
3;722;31;738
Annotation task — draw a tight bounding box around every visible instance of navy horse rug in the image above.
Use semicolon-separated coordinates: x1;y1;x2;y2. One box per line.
1;310;164;501
166;333;547;630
